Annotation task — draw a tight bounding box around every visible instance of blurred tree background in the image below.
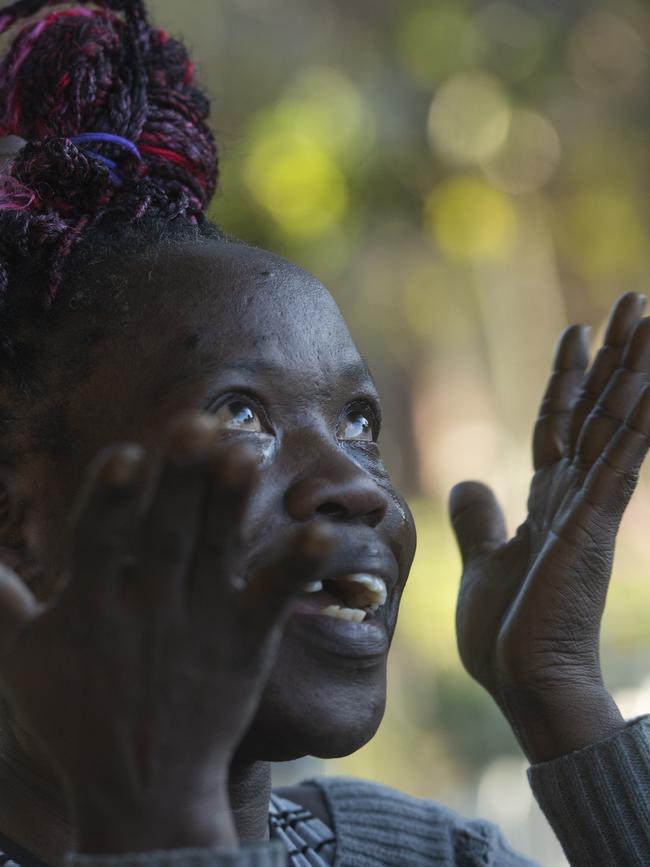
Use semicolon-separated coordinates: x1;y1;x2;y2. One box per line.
152;1;649;862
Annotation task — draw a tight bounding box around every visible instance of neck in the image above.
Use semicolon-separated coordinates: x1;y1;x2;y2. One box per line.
228;761;272;843
0;719;274;864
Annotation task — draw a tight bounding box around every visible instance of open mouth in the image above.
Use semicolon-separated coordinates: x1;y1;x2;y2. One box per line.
300;573;388;623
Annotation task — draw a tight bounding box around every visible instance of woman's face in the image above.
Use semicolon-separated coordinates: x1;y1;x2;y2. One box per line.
20;238;416;762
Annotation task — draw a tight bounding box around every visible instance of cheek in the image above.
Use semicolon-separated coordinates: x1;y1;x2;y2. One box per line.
400;498;417;563
380;481;417;575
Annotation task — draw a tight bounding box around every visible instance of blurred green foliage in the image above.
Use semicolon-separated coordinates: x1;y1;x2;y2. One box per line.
159;1;650;861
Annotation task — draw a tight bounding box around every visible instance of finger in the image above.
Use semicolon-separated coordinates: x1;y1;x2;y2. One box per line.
0;562;40;657
448;481;507;568
136;414;219;610
63;444;147;609
189;442;258;609
620;315;650;371
568;292;646;458
580;384;650;522
533;324;590;470
573;318;650;472
236;521;335;639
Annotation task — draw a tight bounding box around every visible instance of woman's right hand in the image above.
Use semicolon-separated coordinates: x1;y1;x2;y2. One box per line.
0;415;332;854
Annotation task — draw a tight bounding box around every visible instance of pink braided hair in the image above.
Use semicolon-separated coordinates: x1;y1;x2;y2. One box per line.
0;0;218;305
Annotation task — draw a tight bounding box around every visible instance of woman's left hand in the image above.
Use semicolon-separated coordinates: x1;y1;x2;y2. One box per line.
449;292;650;764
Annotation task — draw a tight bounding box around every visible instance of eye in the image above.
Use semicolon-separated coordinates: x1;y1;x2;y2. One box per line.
337;404;377;442
213;398;264;433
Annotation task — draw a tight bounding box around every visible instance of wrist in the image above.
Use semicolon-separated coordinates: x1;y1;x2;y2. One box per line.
500;681;625;764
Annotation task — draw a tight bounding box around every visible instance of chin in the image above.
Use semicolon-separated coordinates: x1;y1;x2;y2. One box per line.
235;666;388;764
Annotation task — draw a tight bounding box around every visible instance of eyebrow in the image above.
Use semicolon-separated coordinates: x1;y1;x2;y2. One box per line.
217;358;376;388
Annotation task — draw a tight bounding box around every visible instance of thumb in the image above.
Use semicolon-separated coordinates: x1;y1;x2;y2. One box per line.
448;481;507;567
0;560;40;657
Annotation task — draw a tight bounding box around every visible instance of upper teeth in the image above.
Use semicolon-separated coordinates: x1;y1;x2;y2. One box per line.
303;573;387;618
342;574;387;611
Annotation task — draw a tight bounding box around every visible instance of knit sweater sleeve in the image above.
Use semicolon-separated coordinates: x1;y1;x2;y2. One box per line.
304;775;536;866
528;713;650;866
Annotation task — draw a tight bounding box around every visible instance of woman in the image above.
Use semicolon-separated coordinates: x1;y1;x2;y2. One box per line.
0;1;648;865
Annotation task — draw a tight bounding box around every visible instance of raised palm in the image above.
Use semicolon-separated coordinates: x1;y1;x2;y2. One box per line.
450;293;650;762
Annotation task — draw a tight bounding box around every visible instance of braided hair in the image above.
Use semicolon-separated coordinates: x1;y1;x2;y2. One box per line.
0;1;233;599
0;0;222;342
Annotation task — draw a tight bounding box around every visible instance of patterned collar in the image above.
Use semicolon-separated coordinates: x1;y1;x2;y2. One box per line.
0;831;48;867
268;794;336;866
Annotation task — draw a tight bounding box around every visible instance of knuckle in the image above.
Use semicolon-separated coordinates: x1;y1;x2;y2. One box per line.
571;454;592;474
610;368;638;388
624;417;650;443
537;402;571;421
576;383;599;404
590;405;623;426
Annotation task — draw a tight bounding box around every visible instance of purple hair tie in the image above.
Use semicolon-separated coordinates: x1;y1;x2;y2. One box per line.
70;132;142;160
71;132;143;184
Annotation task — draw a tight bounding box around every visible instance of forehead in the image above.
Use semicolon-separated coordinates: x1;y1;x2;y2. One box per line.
142;240;359;372
75;240;375;427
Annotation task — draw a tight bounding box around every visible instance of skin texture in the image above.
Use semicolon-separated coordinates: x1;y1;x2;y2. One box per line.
0;239;648;861
0;239;416;859
451;293;650;761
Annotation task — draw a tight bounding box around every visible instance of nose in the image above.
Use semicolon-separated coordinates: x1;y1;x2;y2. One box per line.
284;446;389;526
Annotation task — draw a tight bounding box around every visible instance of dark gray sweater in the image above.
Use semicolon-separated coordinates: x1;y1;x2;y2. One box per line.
306;715;650;865
63;715;650;867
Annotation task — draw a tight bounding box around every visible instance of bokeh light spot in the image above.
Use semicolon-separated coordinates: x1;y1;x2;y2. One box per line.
477;756;532;824
472;2;545;81
425;175;517;262
557;188;646;279
244;130;348;239
569;11;648;96
482;109;561;195
396;4;478;86
428;73;510;166
281;66;374;160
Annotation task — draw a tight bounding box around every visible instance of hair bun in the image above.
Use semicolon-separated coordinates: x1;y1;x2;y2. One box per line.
1;6;144;142
0;0;218;218
12;138;116;216
0;0;220;307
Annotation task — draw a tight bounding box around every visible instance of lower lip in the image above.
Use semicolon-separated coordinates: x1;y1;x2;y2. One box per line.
285;601;390;661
